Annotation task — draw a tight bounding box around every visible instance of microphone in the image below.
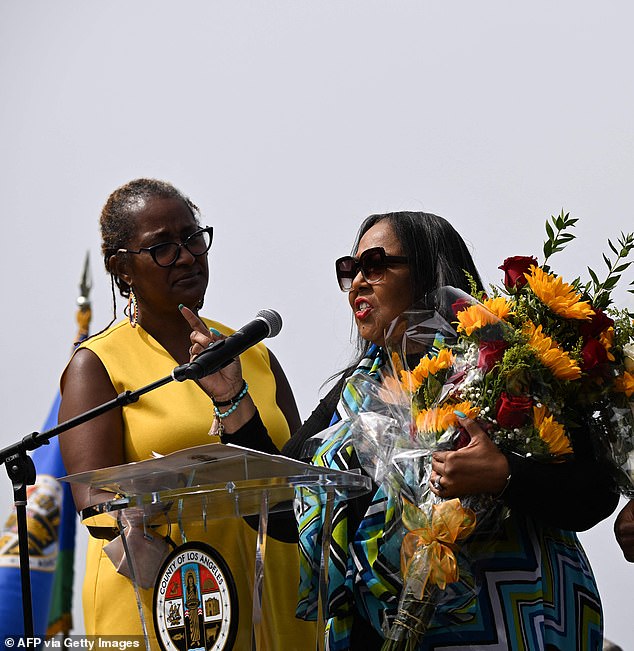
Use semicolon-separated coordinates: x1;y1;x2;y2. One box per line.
172;309;283;382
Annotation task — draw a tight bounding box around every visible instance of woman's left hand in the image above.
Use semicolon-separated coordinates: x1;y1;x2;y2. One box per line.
179;305;245;402
614;499;634;562
430;415;510;498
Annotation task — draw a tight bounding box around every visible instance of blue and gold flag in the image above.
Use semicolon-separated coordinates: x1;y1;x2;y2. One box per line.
0;255;91;637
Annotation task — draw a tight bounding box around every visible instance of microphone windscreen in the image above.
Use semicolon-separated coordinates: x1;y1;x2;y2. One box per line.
257;309;283;338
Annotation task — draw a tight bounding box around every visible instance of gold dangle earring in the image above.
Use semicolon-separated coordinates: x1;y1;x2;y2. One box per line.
127;287;139;328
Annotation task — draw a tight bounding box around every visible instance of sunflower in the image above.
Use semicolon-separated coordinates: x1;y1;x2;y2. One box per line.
416;401;479;433
391;351;405;376
524;321;582;381
456;303;501;336
397;349;455;392
409;349;455;382
482;296;515;320
533;405;572;456
379;375;412;405
525;266;594;320
380;353;413;398
397;371;421;393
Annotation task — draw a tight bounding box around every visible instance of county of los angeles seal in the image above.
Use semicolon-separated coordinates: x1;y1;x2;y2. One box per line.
153;542;238;651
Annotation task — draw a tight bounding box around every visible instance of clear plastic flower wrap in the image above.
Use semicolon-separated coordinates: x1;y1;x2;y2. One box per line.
343;300;501;650
298;213;633;649
348;277;632;649
587;398;634;498
595;341;634;496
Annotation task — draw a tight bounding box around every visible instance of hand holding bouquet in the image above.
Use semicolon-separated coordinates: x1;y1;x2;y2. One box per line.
346;211;634;650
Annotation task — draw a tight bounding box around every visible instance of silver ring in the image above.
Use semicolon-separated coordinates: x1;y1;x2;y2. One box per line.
433;477;442;490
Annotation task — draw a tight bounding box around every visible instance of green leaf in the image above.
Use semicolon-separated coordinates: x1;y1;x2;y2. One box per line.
587;267;600;287
546;221;554;241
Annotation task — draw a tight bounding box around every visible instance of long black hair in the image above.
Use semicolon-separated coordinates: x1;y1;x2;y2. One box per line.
354;211;483;303
343;210;484;370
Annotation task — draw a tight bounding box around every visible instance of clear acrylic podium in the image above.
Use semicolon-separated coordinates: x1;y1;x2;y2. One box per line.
63;443;372;651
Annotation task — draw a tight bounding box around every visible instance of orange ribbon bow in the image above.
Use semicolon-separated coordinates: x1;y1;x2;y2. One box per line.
400;497;476;596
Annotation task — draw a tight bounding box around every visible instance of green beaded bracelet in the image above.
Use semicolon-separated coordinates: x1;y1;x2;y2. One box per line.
213;381;249;420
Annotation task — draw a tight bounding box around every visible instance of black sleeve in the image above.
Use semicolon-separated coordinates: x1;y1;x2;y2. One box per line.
502;423;620;531
228;380;345;544
221;378;344;457
221;410;298;544
219;410;280;455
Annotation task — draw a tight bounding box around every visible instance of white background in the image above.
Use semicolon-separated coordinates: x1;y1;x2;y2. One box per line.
0;1;632;645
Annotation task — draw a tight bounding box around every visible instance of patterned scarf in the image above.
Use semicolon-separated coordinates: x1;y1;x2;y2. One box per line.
296;344;402;649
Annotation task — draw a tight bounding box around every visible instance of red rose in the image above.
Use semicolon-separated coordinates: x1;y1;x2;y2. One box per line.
452;298;472;316
477;340;508;373
499;256;538;289
580;308;614;340
496;392;533;429
581;338;609;373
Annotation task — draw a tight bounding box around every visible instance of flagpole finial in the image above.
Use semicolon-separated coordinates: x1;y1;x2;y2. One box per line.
76;251;92;338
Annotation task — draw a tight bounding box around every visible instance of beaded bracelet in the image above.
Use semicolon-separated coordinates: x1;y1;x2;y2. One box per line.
212;381;249;436
214;380;248;407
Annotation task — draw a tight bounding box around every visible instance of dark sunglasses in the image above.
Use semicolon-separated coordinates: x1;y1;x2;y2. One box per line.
119;226;213;267
335;246;409;292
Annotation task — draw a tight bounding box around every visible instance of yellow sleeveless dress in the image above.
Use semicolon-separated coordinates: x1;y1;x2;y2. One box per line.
72;318;315;649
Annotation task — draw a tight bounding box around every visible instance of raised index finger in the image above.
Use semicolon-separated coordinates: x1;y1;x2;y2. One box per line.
178;304;210;336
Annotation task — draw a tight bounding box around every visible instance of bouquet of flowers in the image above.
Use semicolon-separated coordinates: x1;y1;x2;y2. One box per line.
345;211;634;650
464;213;634;487
343;321;489;651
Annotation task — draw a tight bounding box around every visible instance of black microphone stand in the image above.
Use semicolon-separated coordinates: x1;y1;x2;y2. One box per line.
0;370;179;637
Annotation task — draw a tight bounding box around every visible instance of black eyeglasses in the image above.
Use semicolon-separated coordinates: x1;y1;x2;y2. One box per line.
335;246;409;292
119;226;214;267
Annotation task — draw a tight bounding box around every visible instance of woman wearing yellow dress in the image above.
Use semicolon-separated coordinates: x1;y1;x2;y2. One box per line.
59;178;314;649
